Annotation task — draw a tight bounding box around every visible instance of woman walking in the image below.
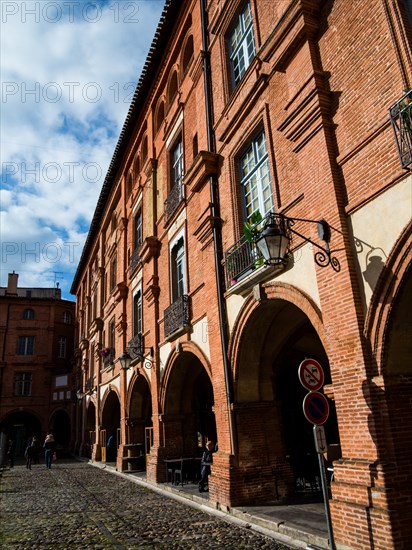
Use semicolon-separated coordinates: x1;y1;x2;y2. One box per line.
43;433;56;469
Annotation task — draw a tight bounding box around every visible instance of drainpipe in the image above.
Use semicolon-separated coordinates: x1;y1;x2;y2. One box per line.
200;0;236;456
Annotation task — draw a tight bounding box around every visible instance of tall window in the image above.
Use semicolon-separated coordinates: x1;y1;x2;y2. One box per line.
133;291;142;336
23;308;34;320
17;336;35;355
109;317;115;354
58;336;67;358
134;210;142;250
229;2;256;87
171;137;184;188
63;311;72;324
110;255;117;291
240;131;274;221
14;372;32;396
171;237;185;301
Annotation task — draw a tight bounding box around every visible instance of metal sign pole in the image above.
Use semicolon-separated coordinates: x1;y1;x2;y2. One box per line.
314;426;336;550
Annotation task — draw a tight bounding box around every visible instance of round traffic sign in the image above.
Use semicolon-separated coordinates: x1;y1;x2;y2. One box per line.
298;358;324;392
303;391;329;425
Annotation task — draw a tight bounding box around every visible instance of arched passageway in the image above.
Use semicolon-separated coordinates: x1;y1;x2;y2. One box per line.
84;401;96;458
101;391;120;462
234;296;340;504
380;268;412;545
50;409;71;456
127;375;152;469
163;351;216;457
0;411;42;457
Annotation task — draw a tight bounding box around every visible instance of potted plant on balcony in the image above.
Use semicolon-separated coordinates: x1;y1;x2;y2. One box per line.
100;347;111;358
243;210;264;268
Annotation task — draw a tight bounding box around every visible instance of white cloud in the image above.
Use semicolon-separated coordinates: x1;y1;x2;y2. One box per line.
1;0;165;299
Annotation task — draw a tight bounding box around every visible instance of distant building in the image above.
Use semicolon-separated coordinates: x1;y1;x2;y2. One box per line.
71;2;411;549
0;272;77;457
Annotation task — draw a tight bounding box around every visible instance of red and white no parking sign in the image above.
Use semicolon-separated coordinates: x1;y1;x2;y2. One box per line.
298;358;325;392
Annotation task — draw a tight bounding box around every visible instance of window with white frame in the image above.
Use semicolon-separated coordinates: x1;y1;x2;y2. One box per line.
17;336;35;355
134;210;142;250
58;336;67;358
133;290;142;337
14;372;32;396
171;137;184;189
240;131;274;221
23;308;34;320
229;2;256;87
171;237;185;301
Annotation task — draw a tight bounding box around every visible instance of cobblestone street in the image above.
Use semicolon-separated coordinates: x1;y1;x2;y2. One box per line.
0;460;294;549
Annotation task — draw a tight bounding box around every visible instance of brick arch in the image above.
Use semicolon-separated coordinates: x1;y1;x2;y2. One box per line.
180;33;194;78
100;386;120;425
229;282;326;375
159;341;212;412
125;369;151;413
364;219;412;375
166;66;179;110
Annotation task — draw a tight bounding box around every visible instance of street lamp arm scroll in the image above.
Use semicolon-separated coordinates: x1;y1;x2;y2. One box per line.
118;346;154;371
254;212;341;272
286;217;341;272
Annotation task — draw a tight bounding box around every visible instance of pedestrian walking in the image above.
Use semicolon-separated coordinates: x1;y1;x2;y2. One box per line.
25;442;35;470
43;433;56;469
198;441;215;493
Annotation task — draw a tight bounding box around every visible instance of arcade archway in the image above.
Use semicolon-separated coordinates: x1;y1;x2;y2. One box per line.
84;401;96;458
233;295;340;503
0;411;42;457
50;409;71;456
128;375;152;445
163;350;216;456
101;390;120;461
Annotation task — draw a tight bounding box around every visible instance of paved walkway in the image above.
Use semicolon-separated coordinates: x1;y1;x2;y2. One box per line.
0;459;330;549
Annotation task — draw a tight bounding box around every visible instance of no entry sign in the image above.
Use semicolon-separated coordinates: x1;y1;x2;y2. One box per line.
298;358;324;392
303;391;329;425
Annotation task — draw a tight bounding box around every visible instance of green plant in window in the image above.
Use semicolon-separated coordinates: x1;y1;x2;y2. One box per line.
243;210;264;269
243;210;262;243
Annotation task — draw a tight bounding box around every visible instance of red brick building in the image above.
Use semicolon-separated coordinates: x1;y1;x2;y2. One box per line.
0;273;76;459
71;1;411;548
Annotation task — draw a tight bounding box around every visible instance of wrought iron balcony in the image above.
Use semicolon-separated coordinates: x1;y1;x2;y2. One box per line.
128;246;142;274
102;347;115;369
164;182;184;224
127;333;144;361
164;294;191;339
224;236;265;288
389;89;412;169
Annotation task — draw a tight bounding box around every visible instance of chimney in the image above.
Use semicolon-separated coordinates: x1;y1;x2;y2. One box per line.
7;271;18;295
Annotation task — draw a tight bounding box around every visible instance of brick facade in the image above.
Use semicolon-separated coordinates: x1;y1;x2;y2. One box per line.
71;2;412;548
0;273;76;458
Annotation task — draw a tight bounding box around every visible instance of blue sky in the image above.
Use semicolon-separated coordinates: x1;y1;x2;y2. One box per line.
1;0;165;300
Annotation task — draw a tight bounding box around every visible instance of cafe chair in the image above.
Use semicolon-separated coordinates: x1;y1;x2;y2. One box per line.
167;467;174;484
173;459;184;486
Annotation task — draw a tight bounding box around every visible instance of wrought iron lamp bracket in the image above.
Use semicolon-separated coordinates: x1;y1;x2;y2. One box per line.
285;216;341;272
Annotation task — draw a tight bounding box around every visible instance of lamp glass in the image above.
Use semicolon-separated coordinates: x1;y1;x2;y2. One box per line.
256;219;290;264
119;351;132;370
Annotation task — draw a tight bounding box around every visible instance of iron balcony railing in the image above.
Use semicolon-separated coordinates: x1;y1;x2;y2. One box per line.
127;333;144;361
224;236;265;288
164;182;184;224
102;347;115;369
164;294;191;339
389;89;412;169
128;246;142;274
